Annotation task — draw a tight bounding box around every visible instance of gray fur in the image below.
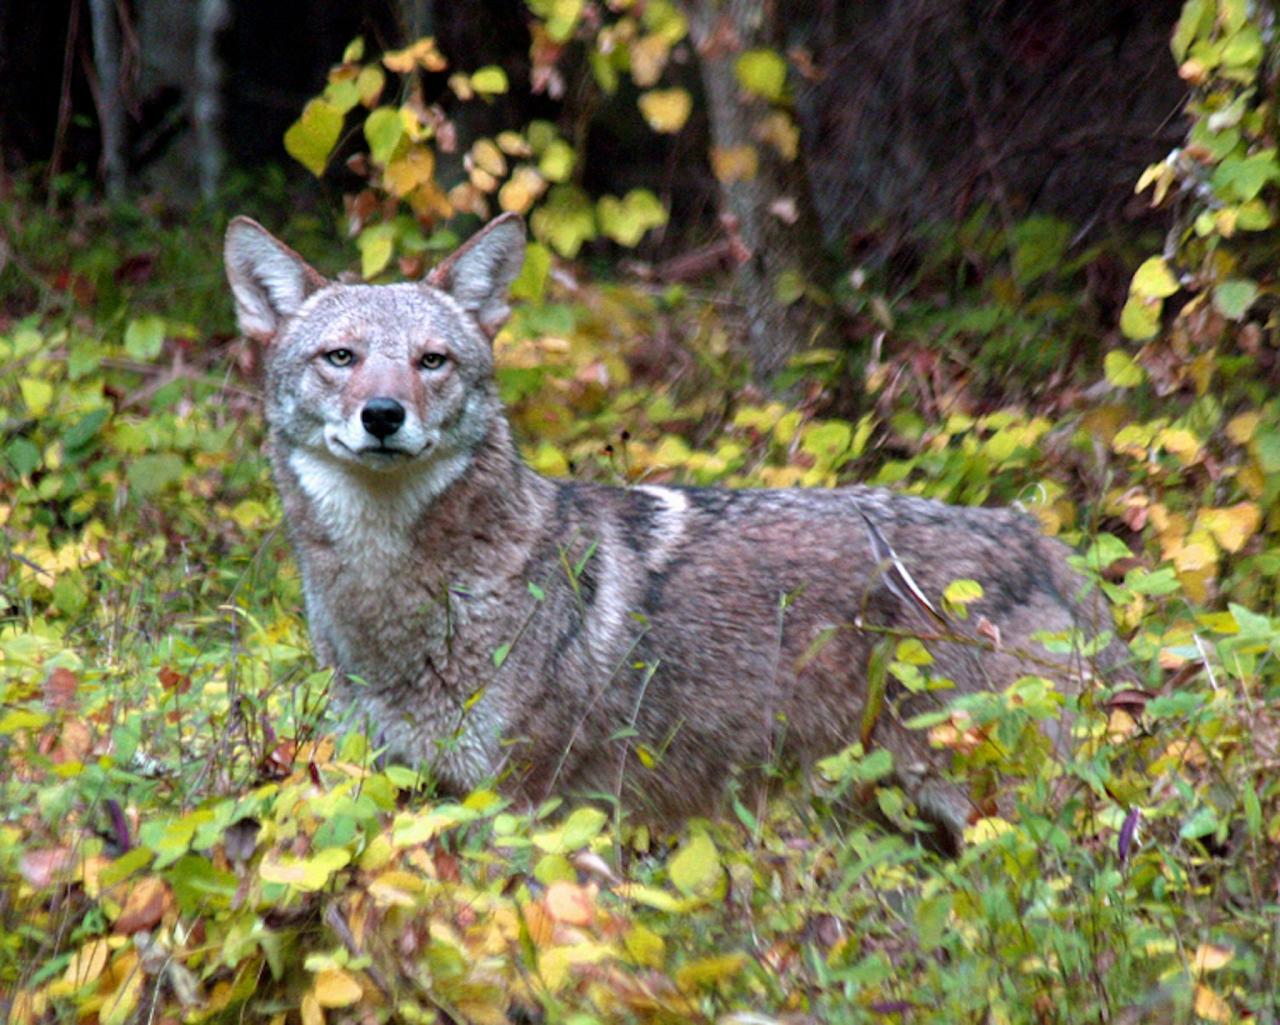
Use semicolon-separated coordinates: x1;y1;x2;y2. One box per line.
225;214;1116;846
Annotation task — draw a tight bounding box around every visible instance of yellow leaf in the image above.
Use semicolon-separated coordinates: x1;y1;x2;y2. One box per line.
710;144;759;184
1226;411;1259;445
448;72;474;100
367;869;424;907
735;48;788;101
674;953;747;992
1131;256;1180;299
57;938;110;993
612;882;685;912
384;147;436;197
259;848;350;892
1172;532;1217;574
283;99;342;177
496;130;532;156
469;138;508;178
629;34;671;87
471;65;509;95
539;942;613;992
753;110;799;160
668;831;720;897
1157;427;1202;464
301;991;325;1025
1200;502;1260;553
383;37;446;73
623;923;665;968
313;968;363;1008
356;66;385;107
545;881;595;925
100;951;143;1025
1194;984;1232;1023
499;166;547;214
964;817;1015;844
1191;943;1234;974
469;166;500;193
637;88;692;133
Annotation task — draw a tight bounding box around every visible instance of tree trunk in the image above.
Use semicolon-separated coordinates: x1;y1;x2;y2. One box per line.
685;0;832;387
88;0;126;199
194;0;230;200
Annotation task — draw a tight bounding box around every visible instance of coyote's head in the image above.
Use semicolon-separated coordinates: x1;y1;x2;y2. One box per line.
224;215;526;483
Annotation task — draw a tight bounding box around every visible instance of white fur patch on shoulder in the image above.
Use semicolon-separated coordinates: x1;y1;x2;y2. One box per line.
287;447;471;560
635;485;689;572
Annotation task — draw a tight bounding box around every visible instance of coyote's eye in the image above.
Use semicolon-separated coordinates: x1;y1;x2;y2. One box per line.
420;352;447;370
324;348;355;367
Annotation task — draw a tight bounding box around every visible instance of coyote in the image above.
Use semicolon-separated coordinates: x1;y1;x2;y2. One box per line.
225;213;1113;847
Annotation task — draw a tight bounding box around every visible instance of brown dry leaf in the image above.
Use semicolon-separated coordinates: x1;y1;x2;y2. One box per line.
19;847;73;888
53;719;94;763
43;666;78;709
114;876;172;934
975;616;1002;649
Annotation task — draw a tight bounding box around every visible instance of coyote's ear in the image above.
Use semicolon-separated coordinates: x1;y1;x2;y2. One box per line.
224;216;327;342
427;213;526;337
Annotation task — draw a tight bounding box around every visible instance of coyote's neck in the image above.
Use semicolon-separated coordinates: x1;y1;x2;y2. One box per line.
274;418;545;562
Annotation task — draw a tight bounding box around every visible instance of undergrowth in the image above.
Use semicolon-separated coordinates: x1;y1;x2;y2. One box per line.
2;182;1280;1024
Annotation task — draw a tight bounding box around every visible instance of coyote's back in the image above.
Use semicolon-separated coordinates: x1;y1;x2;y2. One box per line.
225;213;1116;847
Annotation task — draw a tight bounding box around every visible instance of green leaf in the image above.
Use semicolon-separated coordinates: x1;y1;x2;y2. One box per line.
471;65;509;94
560;806;608;848
734;49;787;102
1171;0;1213;62
538;139;576;182
6;437;40;476
597;189;668;247
127;453;185;496
284;99;343;177
1179;805;1219;841
530;185;597;258
511;242;551;302
668;831;720;896
800;420;853;469
1212;278;1258;320
357;223;396;279
169;854;238;912
1212;150;1280;202
124;315;167;360
492;643;511;668
942;578;984;617
1011;216;1070;285
363;106;405;166
1104;350;1146;388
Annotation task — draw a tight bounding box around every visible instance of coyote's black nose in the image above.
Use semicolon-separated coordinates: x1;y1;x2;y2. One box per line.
361;397;406;440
